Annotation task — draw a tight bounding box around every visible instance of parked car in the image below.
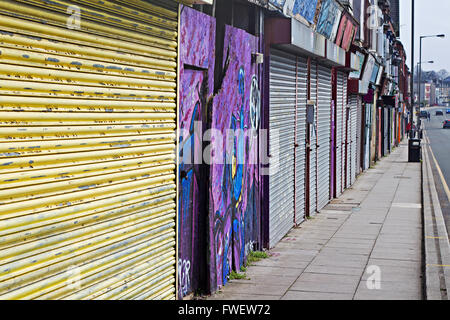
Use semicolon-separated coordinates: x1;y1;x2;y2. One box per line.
419;110;428;118
446;109;450;114
436;109;444;116
444;120;450;129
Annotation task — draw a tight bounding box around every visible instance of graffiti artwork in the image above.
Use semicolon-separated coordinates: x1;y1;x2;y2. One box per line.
269;0;319;24
209;25;260;290
178;6;215;299
269;0;286;9
291;0;319;24
250;75;261;131
316;0;340;39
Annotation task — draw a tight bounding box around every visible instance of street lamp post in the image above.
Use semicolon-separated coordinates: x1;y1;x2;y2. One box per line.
418;34;445;112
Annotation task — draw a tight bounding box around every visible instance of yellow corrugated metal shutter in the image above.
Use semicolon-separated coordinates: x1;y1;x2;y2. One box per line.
0;0;178;300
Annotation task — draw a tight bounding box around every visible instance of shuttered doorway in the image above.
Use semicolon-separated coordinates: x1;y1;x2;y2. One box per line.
335;71;345;197
0;0;178;300
309;61;318;215
356;96;362;178
269;49;296;247
316;64;331;211
343;73;349;190
295;56;307;225
349;94;358;186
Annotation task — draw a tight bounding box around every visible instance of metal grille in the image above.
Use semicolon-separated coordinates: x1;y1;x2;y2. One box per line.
309;61;317;216
384;108;389;156
349;95;358;185
363;104;371;171
356;96;362;178
0;0;178;300
269;49;296;248
316;65;331;211
295;57;307;225
343;74;349;190
335;71;344;197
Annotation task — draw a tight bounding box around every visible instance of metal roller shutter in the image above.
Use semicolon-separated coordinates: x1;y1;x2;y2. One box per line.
391;109;395;151
383;108;388;156
269;49;296;247
316;64;331;211
349;95;358;186
356;96;362;177
343;74;350;190
0;0;178;300
309;61;317;215
295;57;307;225
335;71;344;197
363;103;371;171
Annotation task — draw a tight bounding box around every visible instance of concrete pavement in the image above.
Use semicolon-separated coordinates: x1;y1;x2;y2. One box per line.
207;141;424;300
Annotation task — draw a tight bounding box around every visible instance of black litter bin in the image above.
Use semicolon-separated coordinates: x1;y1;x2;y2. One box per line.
408;139;421;162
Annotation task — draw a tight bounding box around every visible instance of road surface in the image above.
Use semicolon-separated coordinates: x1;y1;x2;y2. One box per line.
422;106;450;237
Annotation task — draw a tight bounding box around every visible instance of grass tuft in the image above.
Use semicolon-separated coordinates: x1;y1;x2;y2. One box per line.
229;270;247;280
246;250;269;266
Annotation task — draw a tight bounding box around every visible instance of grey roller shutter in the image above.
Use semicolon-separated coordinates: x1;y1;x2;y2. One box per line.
335;71;344;197
343;74;350;189
383;108;388;156
363;103;371;171
309;61;318;215
295;57;307;224
269;49;296;248
316;65;332;211
356;96;362;177
349;95;358;185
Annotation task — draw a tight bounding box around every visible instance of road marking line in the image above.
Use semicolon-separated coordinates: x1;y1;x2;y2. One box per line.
426;236;446;239
392;203;422;209
426;264;450;268
425;131;450;204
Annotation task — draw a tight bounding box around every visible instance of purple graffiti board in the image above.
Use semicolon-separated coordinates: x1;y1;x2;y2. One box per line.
178;5;215;299
209;25;260;290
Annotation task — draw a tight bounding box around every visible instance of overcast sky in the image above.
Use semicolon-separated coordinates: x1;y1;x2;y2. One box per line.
398;0;450;73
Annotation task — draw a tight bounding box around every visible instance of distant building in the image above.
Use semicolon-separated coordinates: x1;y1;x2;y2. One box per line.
390;0;400;36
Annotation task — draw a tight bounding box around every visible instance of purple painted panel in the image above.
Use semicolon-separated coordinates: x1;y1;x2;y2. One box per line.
179;69;204;299
179;6;215;299
209;25;260;290
181;6;214;70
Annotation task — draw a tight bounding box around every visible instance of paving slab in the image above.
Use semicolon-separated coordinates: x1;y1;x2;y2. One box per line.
303;264;363;276
290;273;360;294
206;142;423;301
282;291;353;300
209;292;281;300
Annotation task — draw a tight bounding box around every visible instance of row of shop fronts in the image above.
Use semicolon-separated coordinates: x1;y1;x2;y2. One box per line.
0;0;409;300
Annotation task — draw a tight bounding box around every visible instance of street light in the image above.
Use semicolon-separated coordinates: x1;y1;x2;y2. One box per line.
418;34;445;111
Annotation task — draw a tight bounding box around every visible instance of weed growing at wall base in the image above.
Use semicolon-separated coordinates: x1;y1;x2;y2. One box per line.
246;251;269;266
